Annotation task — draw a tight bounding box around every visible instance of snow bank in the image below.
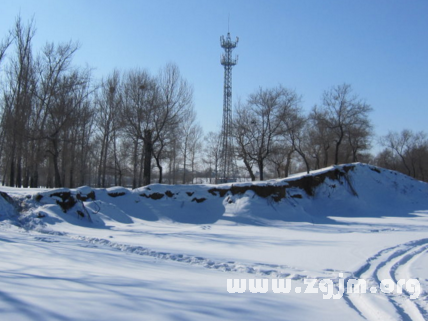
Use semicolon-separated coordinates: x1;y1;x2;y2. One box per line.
5;163;428;229
0;191;18;221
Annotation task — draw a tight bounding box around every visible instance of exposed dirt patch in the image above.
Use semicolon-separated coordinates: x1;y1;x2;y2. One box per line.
230;185;286;201
76;191;96;201
208;164;357;201
191;197;206;203
370;166;381;174
207;188;229;197
286;165;355;197
140;192;164;200
0;191;15;204
165;190;174;198
34;194;44;202
50;191;76;213
108;192;126;198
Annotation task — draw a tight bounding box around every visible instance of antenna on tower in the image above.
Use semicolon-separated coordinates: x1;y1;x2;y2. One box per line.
219;28;239;183
228;14;230;33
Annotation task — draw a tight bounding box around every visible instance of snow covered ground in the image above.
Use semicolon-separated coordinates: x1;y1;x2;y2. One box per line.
0;163;427;320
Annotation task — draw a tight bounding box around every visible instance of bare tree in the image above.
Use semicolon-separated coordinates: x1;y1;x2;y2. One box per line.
374;148;398;171
314;84;372;165
43;68;92;187
280;107;311;174
180;109;203;183
1;17;37;187
95;70;122;187
154;63;193;183
267;141;294;178
0;17;99;188
307;109;334;169
75;99;96;187
379;130;413;176
346;120;373;162
233;102;257;181
120;64;194;187
379;129;428;180
0;30;13;67
203;131;222;183
28;41;80;187
121;69;155;188
233;86;301;180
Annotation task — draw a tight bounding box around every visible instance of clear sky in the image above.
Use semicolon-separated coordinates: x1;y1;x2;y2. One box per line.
1;0;427;149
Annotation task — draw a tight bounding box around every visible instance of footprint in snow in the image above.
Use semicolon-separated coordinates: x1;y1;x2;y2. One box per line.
34;237;59;243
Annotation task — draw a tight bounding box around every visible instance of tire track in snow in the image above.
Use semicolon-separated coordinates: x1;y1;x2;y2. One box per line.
349;238;428;321
391;246;428;320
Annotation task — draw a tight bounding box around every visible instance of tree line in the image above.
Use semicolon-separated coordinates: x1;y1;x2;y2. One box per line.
0;18;201;188
0;17;427;188
215;83;427;183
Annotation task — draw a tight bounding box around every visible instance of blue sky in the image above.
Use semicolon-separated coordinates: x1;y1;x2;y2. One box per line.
1;0;427;149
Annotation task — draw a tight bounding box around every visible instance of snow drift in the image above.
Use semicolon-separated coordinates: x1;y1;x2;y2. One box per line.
4;163;428;229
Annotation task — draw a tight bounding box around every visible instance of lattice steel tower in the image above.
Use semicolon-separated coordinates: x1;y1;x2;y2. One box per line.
220;31;238;182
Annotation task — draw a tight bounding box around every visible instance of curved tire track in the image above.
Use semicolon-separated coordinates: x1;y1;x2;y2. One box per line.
348;238;428;321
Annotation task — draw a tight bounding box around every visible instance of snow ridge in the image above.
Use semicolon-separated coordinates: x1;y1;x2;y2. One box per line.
9;163;428;228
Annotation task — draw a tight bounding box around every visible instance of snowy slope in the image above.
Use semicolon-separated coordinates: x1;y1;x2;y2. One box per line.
0;163;428;320
10;163;428;228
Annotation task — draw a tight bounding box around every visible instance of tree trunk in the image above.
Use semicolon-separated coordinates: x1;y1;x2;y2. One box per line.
69;164;74;188
243;158;256;181
334;127;344;165
132;139;139;189
102;133;109;187
112;131;119;186
51;139;62;187
53;152;62;187
183;146;187;184
314;155;320;170
138;146;144;187
323;144;330;168
258;160;264;181
334;141;340;165
143;129;152;186
97;142;104;187
23;167;29;188
154;155;163;184
15;152;22;187
30;166;38;188
284;149;294;177
9;141;16;186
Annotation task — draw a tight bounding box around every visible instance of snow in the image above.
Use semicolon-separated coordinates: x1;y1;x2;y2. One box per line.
0;163;428;320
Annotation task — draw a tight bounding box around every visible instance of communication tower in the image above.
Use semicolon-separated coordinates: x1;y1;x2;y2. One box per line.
219;31;238;182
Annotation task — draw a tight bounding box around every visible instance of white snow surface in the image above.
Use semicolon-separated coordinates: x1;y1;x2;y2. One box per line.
0;163;428;320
